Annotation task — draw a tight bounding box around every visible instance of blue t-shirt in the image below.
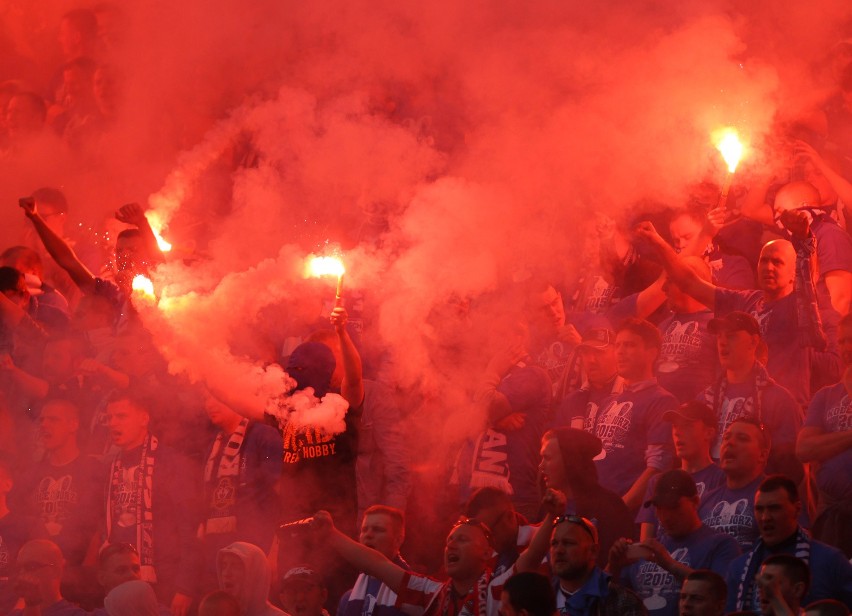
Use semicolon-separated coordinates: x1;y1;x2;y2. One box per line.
698;475;763;551
804;382;852;501
585;380;676;496
699;377;802;460
624;525;740;616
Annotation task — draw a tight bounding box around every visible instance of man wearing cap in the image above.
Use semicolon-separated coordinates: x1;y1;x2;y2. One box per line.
549;512;645;616
698;311;802;479
637;402;725;541
635;214;838;409
279;566;328;616
539;429;634;565
554;327;621;429
608;470;740;616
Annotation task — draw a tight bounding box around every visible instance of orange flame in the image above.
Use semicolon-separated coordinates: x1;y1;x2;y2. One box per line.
713;127;745;173
145;212;172;252
132;274;155;298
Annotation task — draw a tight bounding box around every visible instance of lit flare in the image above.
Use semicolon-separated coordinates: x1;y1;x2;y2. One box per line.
714;128;744;173
132;274;155;298
306;255;346;306
145;212;172;252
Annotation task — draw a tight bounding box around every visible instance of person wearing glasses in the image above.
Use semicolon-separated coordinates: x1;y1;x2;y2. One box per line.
607;471;739;616
9;539;86;616
309;490;565;616
549;513;645;616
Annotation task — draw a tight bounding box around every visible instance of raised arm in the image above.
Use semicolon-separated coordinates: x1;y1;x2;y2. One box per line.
311;510;406;593
515;489;566;572
20;197;96;294
330;307;364;409
634;221;717;310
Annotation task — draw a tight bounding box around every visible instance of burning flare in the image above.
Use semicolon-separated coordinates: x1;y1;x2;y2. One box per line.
306;256;346;278
145;212;173;252
306;255;346;305
713;127;744;173
132;274;156;298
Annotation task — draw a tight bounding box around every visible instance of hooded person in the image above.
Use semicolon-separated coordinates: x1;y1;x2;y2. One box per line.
104;580;160;616
272;342;360;592
539;428;635;564
218;542;289;616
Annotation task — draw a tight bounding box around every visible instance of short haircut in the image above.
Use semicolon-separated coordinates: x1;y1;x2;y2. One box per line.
616;317;662;351
41;398;81;423
0;246;43;276
804;599;850;616
105;390;152;414
727;416;772;451
464;486;513;517
758;475;800;503
116;228;141;242
503;572;556;616
98;542;138;569
762;554;810;596
363;504;405;530
684;569;727;604
32;187;68;212
0;266;24;292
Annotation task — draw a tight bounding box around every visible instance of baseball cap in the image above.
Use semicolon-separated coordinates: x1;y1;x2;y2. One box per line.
578;328;615;350
644;469;698;509
708;311;760;336
662;401;717;428
280;565;323;589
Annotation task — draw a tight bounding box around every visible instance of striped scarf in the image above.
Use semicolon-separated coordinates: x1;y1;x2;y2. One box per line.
734;527;811;610
203;418;249;534
427;571;490;616
107;434;158;582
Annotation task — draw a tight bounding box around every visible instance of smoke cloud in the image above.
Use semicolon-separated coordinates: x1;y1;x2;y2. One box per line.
3;0;851;465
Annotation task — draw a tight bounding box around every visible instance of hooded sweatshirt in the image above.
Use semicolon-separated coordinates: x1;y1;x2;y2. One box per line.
218;542;290;616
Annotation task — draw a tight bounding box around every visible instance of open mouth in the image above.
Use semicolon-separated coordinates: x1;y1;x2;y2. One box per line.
446;554;460;565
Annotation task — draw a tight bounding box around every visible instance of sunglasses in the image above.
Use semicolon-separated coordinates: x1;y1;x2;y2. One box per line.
554;515;599;543
451;517;494;547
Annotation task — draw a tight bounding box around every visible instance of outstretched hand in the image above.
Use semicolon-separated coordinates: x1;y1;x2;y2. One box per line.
18;197;37;219
115;202;149;227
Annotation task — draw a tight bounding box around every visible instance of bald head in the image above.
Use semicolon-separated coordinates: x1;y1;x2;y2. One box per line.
773;182;821;217
758;239;796;300
19;540;64;569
